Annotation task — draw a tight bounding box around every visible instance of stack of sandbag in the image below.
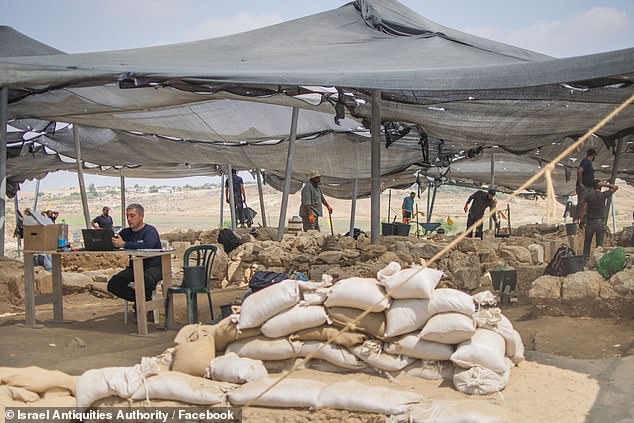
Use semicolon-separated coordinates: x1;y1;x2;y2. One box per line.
0;366;77;408
217;261;524;397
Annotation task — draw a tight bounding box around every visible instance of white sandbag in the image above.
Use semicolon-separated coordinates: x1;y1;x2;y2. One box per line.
349;340;415;371
451;329;507;374
472;290;497;308
228;377;326;408
260;305;328;338
410;400;496;423
317;380;422;415
427;288;476;316
453;358;512;395
397;360;455;381
238;279;300;329
376;261;402;282
297;276;333;292
384;299;431;338
306;359;373;375
385;333;454;361
75;357;160;410
300;288;329;306
206;352;268;384
130;371;230;404
299;341;367;370
378;265;443;299
325;277;390;311
473;308;524;361
420;313;476;345
225;337;301;361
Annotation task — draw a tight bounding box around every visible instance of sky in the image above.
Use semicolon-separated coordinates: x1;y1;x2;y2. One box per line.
2;0;633;190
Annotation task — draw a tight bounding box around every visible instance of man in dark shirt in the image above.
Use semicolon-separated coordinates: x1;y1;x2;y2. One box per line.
91;206;114;230
225;169;247;227
464;189;498;240
107;203;162;304
576;148;597;214
578;180;618;262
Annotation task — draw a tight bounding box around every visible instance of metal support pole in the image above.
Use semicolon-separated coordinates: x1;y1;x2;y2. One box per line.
490;152;495;230
611;199;617;234
429;181;438;223
370;90;381;244
256;168;267;227
605;138;624;222
33;179;40;211
72;126;91;228
227;164;237;231
387;189;391;221
14;194;21;257
120;168;126;228
219;174;225;228
426;181;431;223
276;107;299;241
0;87;8;256
349;178;358;237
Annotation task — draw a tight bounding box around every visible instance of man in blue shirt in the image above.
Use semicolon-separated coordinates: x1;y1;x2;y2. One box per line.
225;169;247;227
107;203;162;304
91;206;114;230
402;192;415;223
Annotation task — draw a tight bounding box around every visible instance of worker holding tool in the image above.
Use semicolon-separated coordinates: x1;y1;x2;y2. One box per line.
402;192;416;223
299;170;333;232
464;188;498;240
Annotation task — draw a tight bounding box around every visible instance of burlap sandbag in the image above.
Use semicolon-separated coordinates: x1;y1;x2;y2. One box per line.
171;335;215;377
290;326;367;347
327;307;386;339
0;385;40;403
213;316;261;352
173;323;214;345
0;366;77;394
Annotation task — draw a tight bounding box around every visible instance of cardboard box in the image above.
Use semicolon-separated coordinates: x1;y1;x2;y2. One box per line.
24;224;64;251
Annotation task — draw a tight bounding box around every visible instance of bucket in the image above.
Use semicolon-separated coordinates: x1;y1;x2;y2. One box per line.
288;216;302;232
182;266;206;289
562;255;584;275
565;223;577;236
394;223;411;236
382;222;396;236
220;304;234;319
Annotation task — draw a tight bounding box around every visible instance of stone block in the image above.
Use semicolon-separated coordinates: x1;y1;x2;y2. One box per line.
516;265;547;303
33;269;52;294
379;251;401;265
211;247;229;281
457;238;478;253
171;241;191;261
453;267;481;290
317;251;343;264
309;265;332;281
529;275;562;300
527;244;544;264
609;269;634;299
411;243;442;259
500;246;532;266
562;271;602;301
478;249;497;263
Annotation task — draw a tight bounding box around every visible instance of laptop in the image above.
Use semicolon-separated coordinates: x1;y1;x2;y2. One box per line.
82;229;115;251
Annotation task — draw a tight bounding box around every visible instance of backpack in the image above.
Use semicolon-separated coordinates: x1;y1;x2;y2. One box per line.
218;229;241;254
344;228;366;240
544;244;575;276
248;271;289;292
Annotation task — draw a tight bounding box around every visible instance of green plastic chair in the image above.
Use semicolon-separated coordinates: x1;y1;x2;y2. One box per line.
165;244;217;330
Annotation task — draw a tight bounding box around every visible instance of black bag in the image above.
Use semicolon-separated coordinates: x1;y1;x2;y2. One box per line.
343;228;366;240
218;229;241;254
544;244;575;276
248;271;289;293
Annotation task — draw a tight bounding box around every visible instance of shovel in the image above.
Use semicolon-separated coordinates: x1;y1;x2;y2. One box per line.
328;210;334;236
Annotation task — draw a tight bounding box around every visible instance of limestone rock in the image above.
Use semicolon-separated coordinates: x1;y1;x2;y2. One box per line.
378;251;401;265
561;271;602;301
227;261;247;283
457;238;478;253
588;246;604;270
609;269;634;299
500;246;532;266
359;244;387;260
411;243;442;259
253;228;277;241
240;233;256;244
336;236;356;250
309;265;332;281
34;269;52;294
448;251;480;274
599;281;622;300
478;249;497;264
62;272;95;291
395;251;414;265
393;241;413;256
515;265;547;303
211;246;229;282
453;267;481;290
260;246;289;267
527;244;545;264
529;275;562;300
341;249;360;260
318;251;343;264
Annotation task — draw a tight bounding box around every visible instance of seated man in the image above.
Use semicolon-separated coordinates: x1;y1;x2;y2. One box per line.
107;203;162;305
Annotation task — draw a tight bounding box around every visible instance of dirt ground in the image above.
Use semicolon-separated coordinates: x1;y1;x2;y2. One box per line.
1;293;634;422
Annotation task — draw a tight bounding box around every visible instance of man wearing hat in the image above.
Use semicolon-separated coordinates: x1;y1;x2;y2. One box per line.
464;188;498;240
299;171;333;232
91;206;114;230
576;148;597;214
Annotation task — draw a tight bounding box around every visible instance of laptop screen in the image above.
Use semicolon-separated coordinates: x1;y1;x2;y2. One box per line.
82;229;115;251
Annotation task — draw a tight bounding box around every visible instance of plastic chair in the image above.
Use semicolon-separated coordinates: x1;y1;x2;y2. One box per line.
122;240;169;324
165;244;217;330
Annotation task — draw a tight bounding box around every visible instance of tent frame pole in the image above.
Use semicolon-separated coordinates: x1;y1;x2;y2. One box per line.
227;164;237;231
349;178;358;237
14;194;21;257
490;151;495;230
370;90;381;244
605;137;624;223
33;179;40;211
120;168;126;228
73;126;91;228
0;87;7;256
256;168;267;227
276;107;299;242
219;174;225;228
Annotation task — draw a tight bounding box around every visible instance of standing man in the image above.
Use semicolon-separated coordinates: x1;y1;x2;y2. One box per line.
225;169;247;228
299;171;333;232
107;204;163;306
578;180;618;262
464;188;498;240
91;206;114;230
576;148;597;215
402;192;416;223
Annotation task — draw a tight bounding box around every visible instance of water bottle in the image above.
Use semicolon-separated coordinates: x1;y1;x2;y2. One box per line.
58;220;67;249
